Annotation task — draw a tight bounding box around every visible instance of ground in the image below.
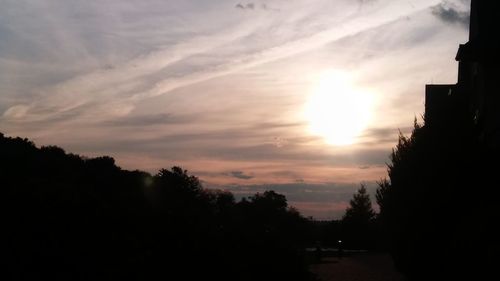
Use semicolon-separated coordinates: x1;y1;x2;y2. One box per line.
309;253;407;281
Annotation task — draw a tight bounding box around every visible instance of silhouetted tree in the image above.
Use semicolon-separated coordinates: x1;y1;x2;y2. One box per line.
250;190;288;212
1;133;315;281
343;185;375;223
376;117;498;280
341;184;376;250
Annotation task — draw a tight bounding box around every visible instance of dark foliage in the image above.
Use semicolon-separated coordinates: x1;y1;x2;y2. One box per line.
1;133;313;281
308;186;383;253
341;185;377;250
376;119;499;280
343;185;375;224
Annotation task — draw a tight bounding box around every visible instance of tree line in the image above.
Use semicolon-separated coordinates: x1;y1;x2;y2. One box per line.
1;133;314;281
7;120;492;281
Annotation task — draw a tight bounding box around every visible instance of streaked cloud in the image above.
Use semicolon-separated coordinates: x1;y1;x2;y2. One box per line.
0;0;470;218
228;171;254;180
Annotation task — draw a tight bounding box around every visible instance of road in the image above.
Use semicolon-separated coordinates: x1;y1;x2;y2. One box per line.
309;253;407;281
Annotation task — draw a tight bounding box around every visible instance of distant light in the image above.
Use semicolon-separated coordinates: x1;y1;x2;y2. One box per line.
338;240;342;243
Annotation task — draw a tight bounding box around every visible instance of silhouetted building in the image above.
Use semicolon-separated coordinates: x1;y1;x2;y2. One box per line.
425;0;500;148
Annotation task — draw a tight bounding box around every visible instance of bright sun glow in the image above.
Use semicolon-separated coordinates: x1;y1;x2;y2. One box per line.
305;70;374;146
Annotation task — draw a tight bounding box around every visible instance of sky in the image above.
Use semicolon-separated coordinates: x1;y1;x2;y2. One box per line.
0;0;471;219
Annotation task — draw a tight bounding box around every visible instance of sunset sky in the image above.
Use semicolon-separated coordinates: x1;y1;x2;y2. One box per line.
0;0;470;219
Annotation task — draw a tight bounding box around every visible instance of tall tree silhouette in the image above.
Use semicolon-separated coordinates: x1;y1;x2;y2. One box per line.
341;184;376;250
376;117;498;280
343;185;375;223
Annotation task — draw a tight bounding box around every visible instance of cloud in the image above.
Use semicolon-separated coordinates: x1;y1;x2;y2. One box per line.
228;171;254;180
15;111;392;171
142;136;389;166
236;2;278;11
235;3;256;10
1;0;444;126
235;3;255;10
3;105;30;119
432;1;470;28
0;0;460;218
101;113;196;127
360;127;413;145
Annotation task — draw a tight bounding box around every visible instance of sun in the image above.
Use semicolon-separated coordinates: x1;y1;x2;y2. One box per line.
304;70;374;146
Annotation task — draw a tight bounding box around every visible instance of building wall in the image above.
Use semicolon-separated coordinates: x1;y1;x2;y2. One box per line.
424;0;499;148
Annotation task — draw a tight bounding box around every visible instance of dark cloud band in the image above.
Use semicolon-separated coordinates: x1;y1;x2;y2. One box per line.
432;2;470;28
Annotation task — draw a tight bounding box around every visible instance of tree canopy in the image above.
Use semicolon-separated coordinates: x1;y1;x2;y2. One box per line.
376;118;498;280
1;133;313;281
343;184;375;224
340;184;377;250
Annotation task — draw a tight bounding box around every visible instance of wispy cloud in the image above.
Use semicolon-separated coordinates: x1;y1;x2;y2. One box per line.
101;113;196;127
0;0;468;218
2;0;443;124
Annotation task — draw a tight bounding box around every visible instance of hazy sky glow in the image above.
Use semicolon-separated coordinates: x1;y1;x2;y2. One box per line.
0;0;470;218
